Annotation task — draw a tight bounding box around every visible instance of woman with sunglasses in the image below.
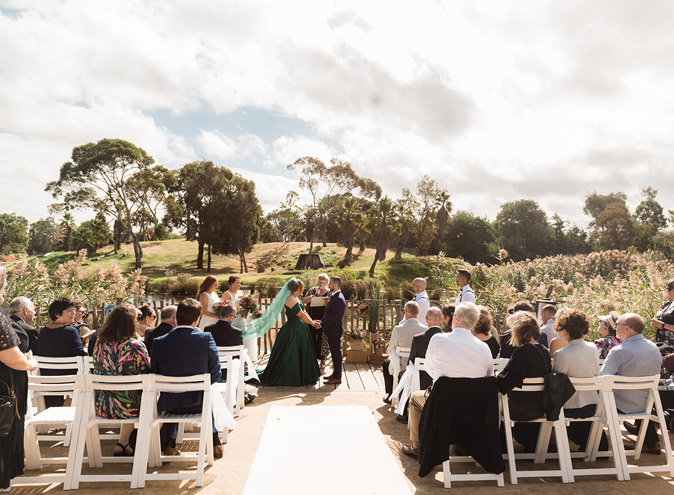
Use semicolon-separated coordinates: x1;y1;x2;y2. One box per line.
651;279;674;345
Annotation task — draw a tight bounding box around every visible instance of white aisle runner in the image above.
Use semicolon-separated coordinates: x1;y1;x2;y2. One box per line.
244;405;411;495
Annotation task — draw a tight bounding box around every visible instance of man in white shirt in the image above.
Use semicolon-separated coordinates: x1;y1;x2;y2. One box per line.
455;269;476;305
402;302;493;458
382;301;427;402
411;278;430;323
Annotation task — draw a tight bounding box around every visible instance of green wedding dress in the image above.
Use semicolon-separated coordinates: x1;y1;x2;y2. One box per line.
259;302;320;387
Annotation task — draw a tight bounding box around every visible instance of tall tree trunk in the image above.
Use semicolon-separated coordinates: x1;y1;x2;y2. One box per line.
240;250;248;273
207;244;212;272
197;240;205;269
369;257;378;277
307;237;314;268
132;235;143;269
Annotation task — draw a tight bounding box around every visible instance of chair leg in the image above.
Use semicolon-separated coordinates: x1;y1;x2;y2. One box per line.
503;420;518;484
633;419;649;461
534;422;553;464
443;459;451;488
24;424;41;470
553;421;573;483
176;422;185;445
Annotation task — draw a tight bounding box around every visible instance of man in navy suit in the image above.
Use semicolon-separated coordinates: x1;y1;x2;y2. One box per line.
204;303;243;348
143;305;177;356
320;276;347;385
150;298;223;458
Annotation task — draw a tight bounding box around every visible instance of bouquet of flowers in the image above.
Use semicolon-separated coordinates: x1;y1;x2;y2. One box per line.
372;337;386;348
346;328;364;341
239;293;263;319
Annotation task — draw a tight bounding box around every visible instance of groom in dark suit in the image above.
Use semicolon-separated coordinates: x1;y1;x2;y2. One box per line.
320;276;346;385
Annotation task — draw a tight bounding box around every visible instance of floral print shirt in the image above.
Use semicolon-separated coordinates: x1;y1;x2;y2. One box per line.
93;338;150;419
594;336;621;360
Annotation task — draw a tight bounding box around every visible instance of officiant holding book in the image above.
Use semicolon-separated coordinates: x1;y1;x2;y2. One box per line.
303;273;332;367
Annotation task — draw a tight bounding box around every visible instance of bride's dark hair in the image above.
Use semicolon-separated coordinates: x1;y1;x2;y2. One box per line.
287;278;302;294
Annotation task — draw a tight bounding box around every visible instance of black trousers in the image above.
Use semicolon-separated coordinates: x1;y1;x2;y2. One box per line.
565;404;608;451
381;359;405;396
326;330;342;379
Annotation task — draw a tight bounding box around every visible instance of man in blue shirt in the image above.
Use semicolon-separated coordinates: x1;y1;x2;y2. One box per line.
600;313;663;454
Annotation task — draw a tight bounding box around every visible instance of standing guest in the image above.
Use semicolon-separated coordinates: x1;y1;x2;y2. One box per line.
552;310;608;451
600;313;664;454
0;267;38;491
302;273;332;367
136;304;156;338
497;311;551;452
473;306;500;358
143;305;177;356
221;275;242;306
320;277;347;385
441;305;455;332
92;304;150;456
539;304;557;345
204;303;243;348
402;302;492;458
8;296;39;353
382;301;427;403
151;298;223;458
650;278;674;345
36;297;87;406
499;300;535;358
410;278;430;323
455;269;476;305
197;275;221;330
594;311;621;359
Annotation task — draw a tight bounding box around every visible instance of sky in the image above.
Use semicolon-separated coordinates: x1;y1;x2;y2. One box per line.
2;0;674;228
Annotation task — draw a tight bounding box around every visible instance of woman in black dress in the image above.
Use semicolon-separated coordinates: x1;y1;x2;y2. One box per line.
497;311;551;452
302;273;331;367
473;306;500;358
651;278;674;345
0;266;38;490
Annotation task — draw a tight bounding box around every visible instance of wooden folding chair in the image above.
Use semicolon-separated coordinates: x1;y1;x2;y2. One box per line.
69;374;154;490
18;374;86;490
501;377;572;484
605;374;674;480
136;373;214;488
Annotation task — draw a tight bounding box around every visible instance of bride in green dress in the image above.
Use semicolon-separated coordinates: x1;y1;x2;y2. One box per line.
259;279;321;387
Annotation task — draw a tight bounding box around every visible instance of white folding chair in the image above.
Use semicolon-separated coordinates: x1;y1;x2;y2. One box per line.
493;358;509;374
443;450;505;488
391;346;410;407
18;374;86;490
31;356;85;447
70;374;154;490
605;374;674;480
82;356;95;374
217;345;246;416
501;377;573;484
136;373;214;488
536;375;625;481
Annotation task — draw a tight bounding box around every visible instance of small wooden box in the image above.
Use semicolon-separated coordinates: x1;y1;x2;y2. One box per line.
345;348;370;364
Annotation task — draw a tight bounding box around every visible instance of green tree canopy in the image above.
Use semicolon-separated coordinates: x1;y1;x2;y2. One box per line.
28;218;59;255
444;210;496;264
494;199;551;261
0;213;28;255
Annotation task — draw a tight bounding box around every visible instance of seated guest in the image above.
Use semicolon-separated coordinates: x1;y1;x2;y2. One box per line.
552;310;608;450
92;304;150;456
150;298;223;458
441;304;455;332
36;297;87;406
594;311;621;359
72;301;94;345
497;311;551;452
402;302;493;458
473;306;500;358
204;303;243;348
548;309;570;357
499;300;535;358
144;305;177;356
539;304;557;346
136;304;156;338
8;296;39;353
600;313;664;454
382;301;427;404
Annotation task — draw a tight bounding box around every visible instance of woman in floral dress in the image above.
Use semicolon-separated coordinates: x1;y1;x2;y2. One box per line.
92;304;150;456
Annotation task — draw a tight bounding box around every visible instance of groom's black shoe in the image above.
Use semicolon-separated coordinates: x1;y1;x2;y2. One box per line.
326;378;342;385
383;395;392;404
323;374;334;380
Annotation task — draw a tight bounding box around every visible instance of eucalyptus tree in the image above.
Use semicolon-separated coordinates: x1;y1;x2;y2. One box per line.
46;138;172;268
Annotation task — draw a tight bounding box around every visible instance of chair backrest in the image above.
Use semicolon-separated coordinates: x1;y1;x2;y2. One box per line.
28;374;85;394
149;373;211;393
219;354;234;373
34;355;84;374
217;345;245;355
568;375;611;393
82;356;94;374
415;357;427;372
84;373;150;392
492;358;509;373
396;346;411;358
610;374;659;391
512;376;545;392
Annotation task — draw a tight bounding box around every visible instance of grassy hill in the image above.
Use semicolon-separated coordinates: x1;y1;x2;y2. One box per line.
13;239;460;294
